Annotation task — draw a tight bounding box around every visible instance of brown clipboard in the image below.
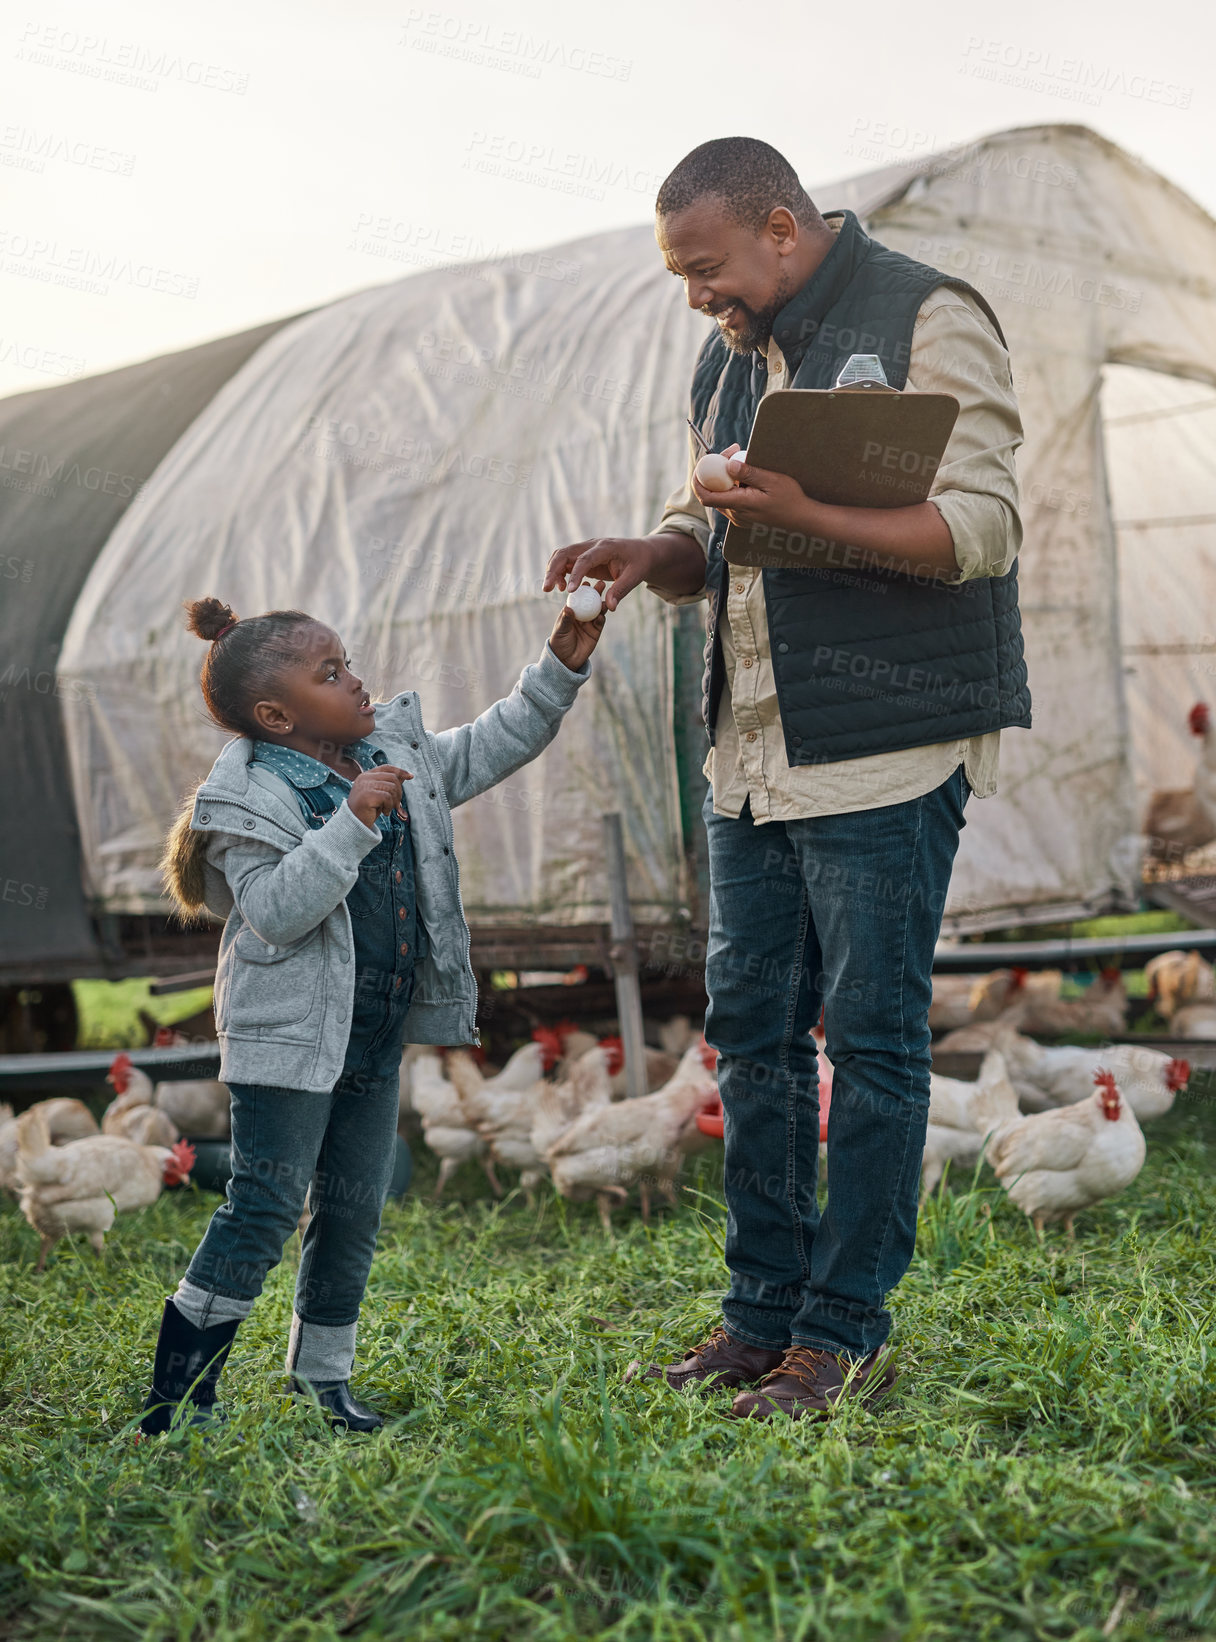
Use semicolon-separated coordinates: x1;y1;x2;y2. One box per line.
721;383;959;568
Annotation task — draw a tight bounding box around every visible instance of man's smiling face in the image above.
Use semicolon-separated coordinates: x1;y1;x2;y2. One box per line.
657;196;800;355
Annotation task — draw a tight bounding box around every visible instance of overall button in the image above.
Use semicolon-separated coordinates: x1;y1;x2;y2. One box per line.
395;870;402;881
395;977;403;989
400;942;409;955
398;907;407;919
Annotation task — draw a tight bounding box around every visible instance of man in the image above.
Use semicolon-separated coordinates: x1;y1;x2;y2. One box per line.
543;137;1029;1420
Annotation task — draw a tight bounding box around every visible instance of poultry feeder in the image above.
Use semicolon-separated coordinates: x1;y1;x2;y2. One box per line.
696;1048;832;1144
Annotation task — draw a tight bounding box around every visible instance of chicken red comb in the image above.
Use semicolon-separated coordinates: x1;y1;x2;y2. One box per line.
697;1037;719;1071
552;1018;582;1046
1093;1068;1119;1095
1189;701;1210;736
163;1138;196;1183
1099;965;1123;983
1166;1057;1191;1092
598;1035;624;1075
1009;967;1029;991
109;1051;133;1071
531;1026;562;1071
152;1026;176;1047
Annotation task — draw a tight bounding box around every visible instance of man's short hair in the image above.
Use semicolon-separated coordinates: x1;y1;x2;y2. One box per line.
656;137;818;233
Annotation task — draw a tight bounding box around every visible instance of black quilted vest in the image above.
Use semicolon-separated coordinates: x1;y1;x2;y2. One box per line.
692;209;1032;762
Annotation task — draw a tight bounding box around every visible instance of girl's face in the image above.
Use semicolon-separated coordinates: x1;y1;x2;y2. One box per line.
251;622;377;750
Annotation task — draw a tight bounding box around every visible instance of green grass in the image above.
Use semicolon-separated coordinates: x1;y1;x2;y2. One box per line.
2;1096;1214;1642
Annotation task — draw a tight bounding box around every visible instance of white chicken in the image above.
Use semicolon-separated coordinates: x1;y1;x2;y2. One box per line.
446;1042;549;1194
16;1107;195;1268
597;1036;682;1097
986;1068;1145;1236
102;1052;180;1147
149;1032;232;1138
409;1049;502;1199
0;1098;99;1194
936;969;1128;1049
530;1045;615;1161
922;1049;1021;1197
1143;949;1216;1022
656;1015;696;1057
1144;702;1216;858
991;1027;1189;1120
544;1041;719;1230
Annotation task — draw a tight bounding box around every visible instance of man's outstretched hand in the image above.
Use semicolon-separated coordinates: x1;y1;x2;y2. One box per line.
543;538;657;612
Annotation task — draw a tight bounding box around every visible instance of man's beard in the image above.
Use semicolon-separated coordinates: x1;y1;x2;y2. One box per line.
712;270;797;355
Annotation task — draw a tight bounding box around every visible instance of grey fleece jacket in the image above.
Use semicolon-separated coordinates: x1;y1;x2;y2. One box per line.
188;642;591;1092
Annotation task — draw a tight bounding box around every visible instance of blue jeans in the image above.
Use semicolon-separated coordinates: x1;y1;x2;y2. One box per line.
702;766;969;1359
182;1064;401;1329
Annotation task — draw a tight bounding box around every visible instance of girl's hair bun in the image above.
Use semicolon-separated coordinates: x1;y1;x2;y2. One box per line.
184;597;239;642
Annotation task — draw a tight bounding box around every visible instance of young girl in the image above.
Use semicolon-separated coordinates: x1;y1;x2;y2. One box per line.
140;592;603;1434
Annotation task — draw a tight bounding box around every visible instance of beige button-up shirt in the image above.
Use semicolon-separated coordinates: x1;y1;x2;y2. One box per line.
652;222;1024;822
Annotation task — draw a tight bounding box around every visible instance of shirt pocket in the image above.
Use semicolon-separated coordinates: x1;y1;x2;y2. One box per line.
223;927;324;1030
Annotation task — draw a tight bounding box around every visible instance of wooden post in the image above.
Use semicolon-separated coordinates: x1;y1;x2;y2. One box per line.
603;811;647;1100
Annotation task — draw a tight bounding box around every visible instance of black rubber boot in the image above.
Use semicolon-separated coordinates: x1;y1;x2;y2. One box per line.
290;1377;384;1432
138;1298;242;1436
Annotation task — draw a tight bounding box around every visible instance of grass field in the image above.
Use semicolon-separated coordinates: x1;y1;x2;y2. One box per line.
1;1090;1214;1642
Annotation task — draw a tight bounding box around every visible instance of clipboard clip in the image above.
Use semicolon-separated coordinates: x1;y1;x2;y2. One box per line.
834;353;891;391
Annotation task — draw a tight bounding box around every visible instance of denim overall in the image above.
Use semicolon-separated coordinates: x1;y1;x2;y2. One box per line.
294;758;428;1082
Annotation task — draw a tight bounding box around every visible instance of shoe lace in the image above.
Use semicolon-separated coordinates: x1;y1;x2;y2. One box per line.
689;1326;734;1361
759;1345;833;1388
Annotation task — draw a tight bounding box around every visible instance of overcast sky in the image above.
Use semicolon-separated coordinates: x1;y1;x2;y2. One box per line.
1;0;1212;398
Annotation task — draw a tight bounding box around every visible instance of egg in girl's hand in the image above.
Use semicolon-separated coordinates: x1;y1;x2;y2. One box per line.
566;584;603;622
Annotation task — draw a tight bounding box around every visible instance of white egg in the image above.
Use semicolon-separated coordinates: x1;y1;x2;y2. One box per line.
733;447;747;466
695;453;734;492
566;584;603;621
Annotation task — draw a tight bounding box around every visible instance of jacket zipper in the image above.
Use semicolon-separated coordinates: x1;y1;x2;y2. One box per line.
409;717;480;1047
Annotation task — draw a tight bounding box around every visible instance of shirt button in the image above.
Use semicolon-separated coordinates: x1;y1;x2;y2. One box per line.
742;657;753;669
746;731;757;743
734;582;744;594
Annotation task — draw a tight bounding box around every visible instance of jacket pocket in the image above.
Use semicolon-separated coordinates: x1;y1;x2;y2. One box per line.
222;927;323;1030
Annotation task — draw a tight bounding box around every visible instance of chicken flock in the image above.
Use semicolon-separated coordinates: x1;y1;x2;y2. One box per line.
2;944;1209;1262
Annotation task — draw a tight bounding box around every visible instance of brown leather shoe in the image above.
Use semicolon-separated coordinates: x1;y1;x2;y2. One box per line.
635;1325;787;1390
730;1343;898;1420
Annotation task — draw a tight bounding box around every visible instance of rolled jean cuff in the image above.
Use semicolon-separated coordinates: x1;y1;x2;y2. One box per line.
790;1332;886;1362
173;1277;255;1329
286;1312;357;1382
720;1304;792;1352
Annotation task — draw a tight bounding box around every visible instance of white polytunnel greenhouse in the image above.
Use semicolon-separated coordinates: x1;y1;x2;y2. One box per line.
6;121;1216;986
